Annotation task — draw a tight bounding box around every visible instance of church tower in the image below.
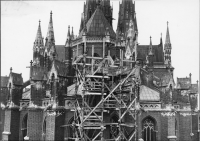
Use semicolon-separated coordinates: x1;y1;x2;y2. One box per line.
33;20;44;66
164;22;172;65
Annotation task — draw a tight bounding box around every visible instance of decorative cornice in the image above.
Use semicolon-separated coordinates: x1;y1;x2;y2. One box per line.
161;112;175;116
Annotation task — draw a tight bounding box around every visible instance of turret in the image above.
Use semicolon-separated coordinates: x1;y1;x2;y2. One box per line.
164;21;172;65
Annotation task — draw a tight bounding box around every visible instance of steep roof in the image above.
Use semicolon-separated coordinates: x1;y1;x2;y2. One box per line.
55;45;65;61
79;6;116;39
1;76;9;87
137;44;164;63
140;85;160;101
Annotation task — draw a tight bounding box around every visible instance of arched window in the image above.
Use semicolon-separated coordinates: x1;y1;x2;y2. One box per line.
142;117;156;141
22;114;28;141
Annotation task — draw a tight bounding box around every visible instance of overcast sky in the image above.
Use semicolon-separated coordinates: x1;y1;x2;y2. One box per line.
1;0;199;84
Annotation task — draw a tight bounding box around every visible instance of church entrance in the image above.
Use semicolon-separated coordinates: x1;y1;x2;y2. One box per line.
142;117;156;141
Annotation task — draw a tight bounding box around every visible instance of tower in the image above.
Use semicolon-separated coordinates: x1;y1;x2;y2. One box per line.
164;22;172;65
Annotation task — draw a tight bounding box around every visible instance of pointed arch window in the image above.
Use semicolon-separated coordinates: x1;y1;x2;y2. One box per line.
142;117;156;141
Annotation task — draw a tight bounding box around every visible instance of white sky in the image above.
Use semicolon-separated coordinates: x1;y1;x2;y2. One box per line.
1;0;199;84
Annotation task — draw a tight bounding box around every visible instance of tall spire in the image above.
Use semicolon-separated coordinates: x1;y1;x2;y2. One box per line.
164;21;172;65
46;11;55;43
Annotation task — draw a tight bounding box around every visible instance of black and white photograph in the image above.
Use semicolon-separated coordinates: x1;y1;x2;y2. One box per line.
1;0;199;141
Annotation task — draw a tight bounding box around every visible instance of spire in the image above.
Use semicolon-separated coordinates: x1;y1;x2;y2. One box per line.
164;21;172;65
149;36;153;56
160;33;163;44
165;21;171;44
71;26;74;40
66;25;71;47
35;20;42;41
46;11;55;43
34;20;43;47
67;25;70;40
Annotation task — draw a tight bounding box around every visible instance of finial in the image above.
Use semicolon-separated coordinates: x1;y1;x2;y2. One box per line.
161;33;162;38
50;11;53;15
167;21;169;26
197;80;199;84
189;73;192;77
39;20;41;25
10;67;12;73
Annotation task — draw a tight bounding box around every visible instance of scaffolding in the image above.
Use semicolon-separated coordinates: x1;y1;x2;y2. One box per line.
69;44;141;141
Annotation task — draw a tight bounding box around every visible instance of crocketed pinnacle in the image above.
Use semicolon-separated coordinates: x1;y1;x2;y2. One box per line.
149;36;154;56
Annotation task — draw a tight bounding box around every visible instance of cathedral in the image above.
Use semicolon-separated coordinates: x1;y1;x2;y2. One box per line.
0;0;199;141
